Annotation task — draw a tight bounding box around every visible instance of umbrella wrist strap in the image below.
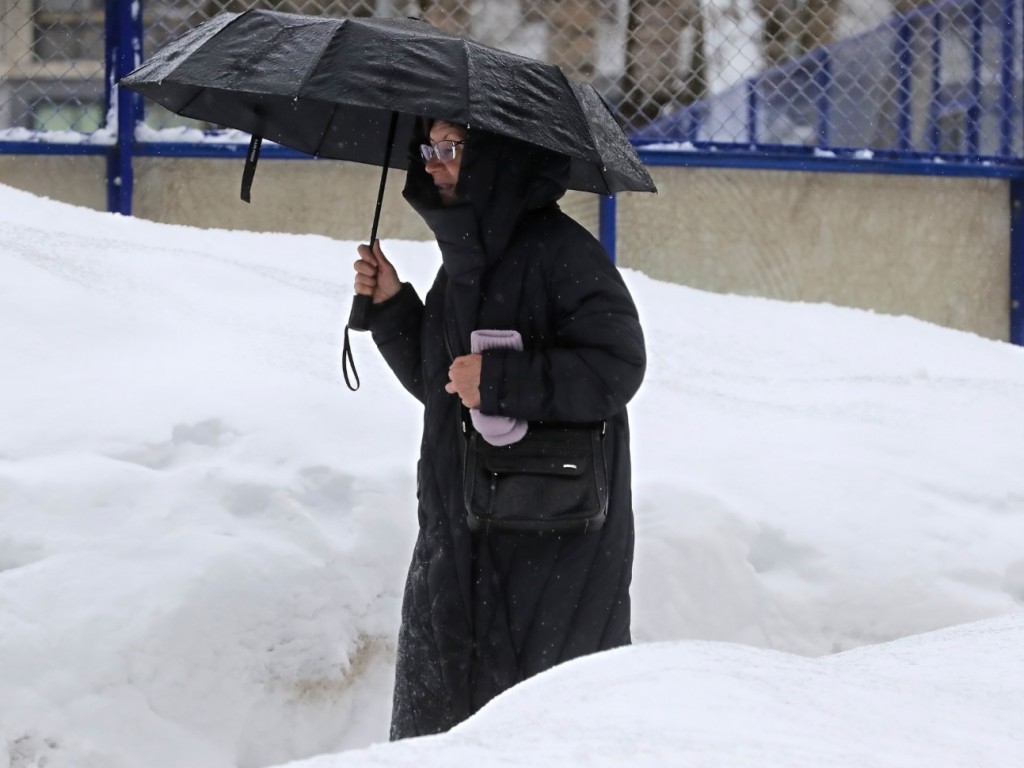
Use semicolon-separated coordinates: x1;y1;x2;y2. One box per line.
342;326;360;391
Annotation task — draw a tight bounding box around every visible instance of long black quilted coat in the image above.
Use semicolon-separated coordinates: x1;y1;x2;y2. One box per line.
367;127;646;740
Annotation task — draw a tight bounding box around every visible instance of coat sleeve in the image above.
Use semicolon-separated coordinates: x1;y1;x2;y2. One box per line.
368;282;427;404
478;236;646;423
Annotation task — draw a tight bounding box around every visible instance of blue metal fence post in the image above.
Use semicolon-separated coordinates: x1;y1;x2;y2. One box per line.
599;193;617;264
104;0;142;215
1011;180;1024;345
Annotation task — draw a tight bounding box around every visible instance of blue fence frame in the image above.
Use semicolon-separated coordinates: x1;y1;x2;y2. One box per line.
1;0;1022;343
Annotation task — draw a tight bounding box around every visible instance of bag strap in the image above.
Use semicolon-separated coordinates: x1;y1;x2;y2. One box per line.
441;277;472;439
441;275;456;363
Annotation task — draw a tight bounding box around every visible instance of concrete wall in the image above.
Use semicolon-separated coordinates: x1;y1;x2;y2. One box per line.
0;155;108;211
0;154;1011;341
133;157;434;241
617;167;1010;341
130;156;604;243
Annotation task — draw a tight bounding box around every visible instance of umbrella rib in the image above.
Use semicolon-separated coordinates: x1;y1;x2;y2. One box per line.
313;101;341;158
175;86;211;126
168;13;260;129
301;19;347;159
296;18;343;97
566;76;640;194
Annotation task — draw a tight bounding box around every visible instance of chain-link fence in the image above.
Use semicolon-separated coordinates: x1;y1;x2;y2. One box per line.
633;0;1024;158
0;0;1021;158
0;0;106;132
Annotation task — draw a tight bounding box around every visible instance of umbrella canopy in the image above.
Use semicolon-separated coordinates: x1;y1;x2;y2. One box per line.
119;10;656;196
120;10;656;381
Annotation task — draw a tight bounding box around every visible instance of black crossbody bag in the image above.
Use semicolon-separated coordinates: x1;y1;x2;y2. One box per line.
460;413;609;534
444;304;609;535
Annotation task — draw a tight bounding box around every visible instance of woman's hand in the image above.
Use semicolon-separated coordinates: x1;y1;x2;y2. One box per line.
353;240;401;304
445;354;482;409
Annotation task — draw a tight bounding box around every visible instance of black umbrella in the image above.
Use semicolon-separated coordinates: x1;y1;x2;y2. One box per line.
119;10;656;383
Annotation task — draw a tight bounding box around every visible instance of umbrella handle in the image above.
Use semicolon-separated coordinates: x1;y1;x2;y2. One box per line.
347;293;372;330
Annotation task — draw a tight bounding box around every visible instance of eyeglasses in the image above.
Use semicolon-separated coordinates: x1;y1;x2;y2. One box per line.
420;140;465;163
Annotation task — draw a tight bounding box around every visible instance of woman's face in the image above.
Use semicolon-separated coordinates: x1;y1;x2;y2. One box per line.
424;120;468;205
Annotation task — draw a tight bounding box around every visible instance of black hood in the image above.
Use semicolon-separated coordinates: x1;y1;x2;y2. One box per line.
403;126;570;288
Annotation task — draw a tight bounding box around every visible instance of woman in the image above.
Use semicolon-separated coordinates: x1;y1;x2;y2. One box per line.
353;118;646;739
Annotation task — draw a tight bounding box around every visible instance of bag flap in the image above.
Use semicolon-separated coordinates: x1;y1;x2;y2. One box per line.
479;450;589;476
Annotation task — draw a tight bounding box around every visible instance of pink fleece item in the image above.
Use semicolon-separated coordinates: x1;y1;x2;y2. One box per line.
469;330;528;446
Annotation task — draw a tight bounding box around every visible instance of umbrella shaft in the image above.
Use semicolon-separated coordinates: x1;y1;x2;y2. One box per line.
369;110;399;244
350;111;399;334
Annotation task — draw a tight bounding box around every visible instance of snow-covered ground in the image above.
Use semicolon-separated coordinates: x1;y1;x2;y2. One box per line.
0;182;1021;768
